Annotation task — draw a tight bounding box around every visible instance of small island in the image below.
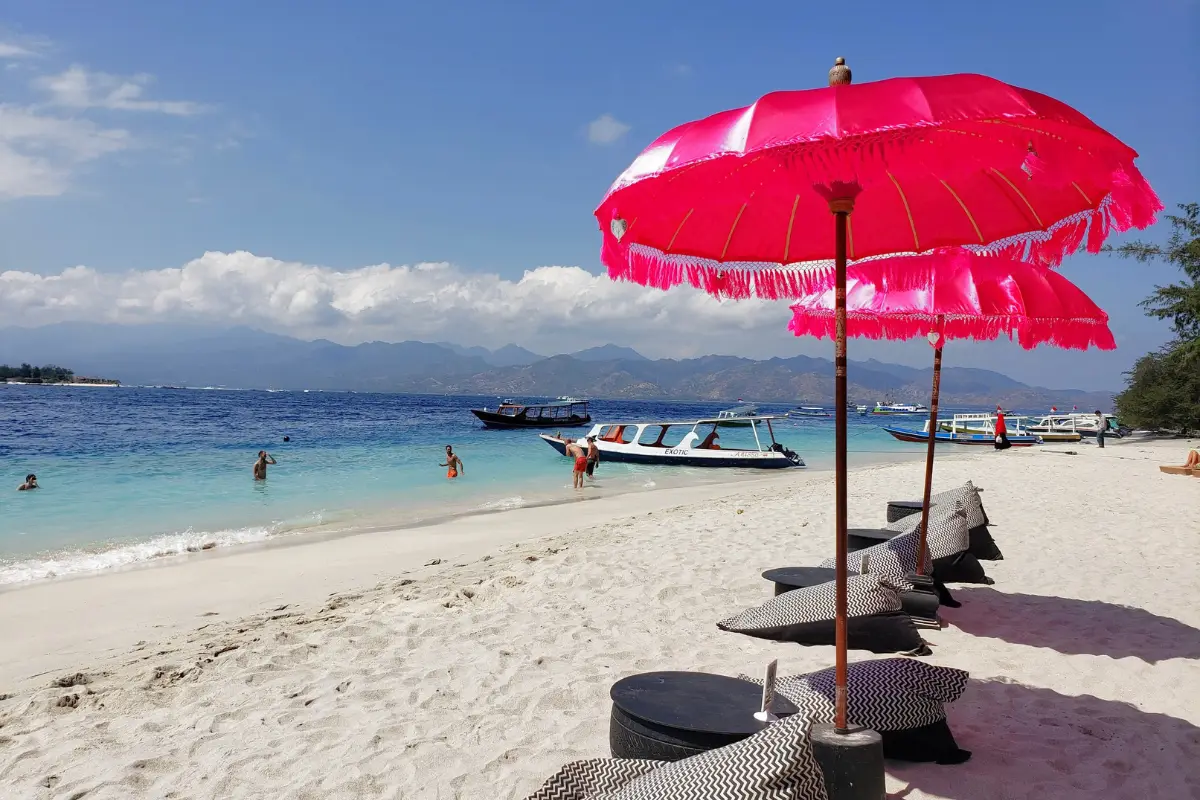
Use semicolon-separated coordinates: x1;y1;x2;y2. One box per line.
1;363;120;386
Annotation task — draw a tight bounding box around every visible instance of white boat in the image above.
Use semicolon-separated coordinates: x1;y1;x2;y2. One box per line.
1027;412;1123;439
788;406;831;418
716;403;759;426
556;395;587;403
869;400;929;415
540;415;804;469
934;412;1058;440
856;404;870;415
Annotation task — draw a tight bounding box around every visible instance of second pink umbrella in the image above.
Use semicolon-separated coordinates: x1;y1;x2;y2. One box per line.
788;250;1116;570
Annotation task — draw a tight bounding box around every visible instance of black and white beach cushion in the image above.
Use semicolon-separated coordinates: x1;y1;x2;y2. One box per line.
887;481;1003;560
525;711;829;800
718;574;928;654
881;501;970;562
739;658;972;765
818;527;937;591
863;501;991;586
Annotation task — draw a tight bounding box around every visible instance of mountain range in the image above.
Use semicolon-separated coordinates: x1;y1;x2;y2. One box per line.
0;323;1113;409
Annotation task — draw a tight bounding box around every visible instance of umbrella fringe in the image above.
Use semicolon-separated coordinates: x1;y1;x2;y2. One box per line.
787;312;1116;351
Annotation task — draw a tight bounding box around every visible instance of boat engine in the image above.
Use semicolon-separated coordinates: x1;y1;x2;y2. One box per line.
770;442;804;465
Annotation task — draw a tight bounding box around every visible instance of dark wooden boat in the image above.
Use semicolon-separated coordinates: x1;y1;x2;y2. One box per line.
471;399;592;429
883;425;1040;446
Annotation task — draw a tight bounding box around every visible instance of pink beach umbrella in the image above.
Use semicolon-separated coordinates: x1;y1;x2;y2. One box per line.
787;250;1116;570
597;58;1157;735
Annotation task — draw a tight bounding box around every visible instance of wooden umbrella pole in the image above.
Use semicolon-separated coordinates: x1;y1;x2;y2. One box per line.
916;330;944;575
831;204;851;733
826;54;856;736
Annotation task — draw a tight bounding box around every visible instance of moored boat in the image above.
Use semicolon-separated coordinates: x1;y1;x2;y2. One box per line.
471;399;591;429
540;415;804;468
1027;412;1126;439
715;403;759;426
869;400;929;415
788;406;831;418
884;416;1041;446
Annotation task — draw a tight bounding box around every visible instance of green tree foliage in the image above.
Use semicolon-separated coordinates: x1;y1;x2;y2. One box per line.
1108;203;1200;433
0;364;75;382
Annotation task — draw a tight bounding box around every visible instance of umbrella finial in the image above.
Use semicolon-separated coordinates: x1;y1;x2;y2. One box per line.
829;57;852;86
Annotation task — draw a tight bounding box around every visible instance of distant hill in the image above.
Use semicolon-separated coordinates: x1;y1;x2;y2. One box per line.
0;323;1114;409
570;345;648;362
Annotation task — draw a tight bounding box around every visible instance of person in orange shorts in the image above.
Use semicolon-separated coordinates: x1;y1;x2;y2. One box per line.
440;445;464;479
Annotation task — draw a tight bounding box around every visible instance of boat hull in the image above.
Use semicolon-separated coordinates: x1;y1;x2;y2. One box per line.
472;409;591;429
883;426;1040;446
539;435;803;468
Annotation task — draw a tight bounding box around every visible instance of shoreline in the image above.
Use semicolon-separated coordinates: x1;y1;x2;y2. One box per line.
0;446;931;589
0;448;951;689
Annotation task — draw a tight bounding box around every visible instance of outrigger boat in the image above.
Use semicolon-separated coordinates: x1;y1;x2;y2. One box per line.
540;415;804;468
1026;412;1126;440
935;412;1082;443
471;399;591;429
884;416;1041;446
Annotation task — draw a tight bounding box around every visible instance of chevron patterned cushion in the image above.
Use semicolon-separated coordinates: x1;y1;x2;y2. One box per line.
817;529;936;591
739;658;969;732
718;573;901;634
525;712;829;800
881;501;970;560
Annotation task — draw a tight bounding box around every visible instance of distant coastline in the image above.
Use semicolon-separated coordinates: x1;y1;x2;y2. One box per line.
1;363;120;386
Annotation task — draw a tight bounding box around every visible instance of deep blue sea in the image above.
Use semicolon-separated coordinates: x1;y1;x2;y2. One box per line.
0;386;937;586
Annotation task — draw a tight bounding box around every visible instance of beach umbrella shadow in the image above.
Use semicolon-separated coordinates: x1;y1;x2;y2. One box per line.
886;680;1200;800
942;588;1200;663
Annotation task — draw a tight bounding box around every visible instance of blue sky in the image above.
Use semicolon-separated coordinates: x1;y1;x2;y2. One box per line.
0;0;1196;390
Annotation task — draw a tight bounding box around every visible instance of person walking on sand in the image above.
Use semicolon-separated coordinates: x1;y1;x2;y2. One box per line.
17;473;38;491
585;436;600;479
253;451;277;480
993;406;1012;451
565;438;586;489
1095;410;1106;448
441;445;464;479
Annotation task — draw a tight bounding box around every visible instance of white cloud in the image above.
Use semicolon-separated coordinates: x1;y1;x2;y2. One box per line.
586;113;631;145
0;251;788;355
0;105;131;197
0;38;44;60
669;63;692;78
34;65;208;116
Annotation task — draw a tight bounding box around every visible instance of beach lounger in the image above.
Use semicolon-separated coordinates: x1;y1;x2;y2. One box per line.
1159;465;1198;476
739;658;972;765
886;480;1004;561
526;712;830;800
718;573;930;655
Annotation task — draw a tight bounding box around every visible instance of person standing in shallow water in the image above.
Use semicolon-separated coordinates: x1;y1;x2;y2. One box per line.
1095;410;1106;448
253;451;277;480
441;445;464;479
585;436;600;480
564;439;586;489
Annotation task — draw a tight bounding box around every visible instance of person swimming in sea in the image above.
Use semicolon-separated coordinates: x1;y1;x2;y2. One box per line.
441;445;464;479
253;451;277;480
17;473;38;491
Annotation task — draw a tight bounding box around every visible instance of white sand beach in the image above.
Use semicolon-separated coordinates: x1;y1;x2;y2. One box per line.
1;437;1198;799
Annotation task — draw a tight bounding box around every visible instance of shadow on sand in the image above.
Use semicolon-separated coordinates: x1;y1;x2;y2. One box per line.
941;588;1200;663
886;680;1200;800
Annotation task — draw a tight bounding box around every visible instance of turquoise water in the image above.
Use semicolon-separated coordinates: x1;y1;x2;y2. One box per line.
0;386;924;585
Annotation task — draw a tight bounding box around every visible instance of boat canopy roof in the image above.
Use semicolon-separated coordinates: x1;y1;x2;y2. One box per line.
595;415;782;427
500;399;588;408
